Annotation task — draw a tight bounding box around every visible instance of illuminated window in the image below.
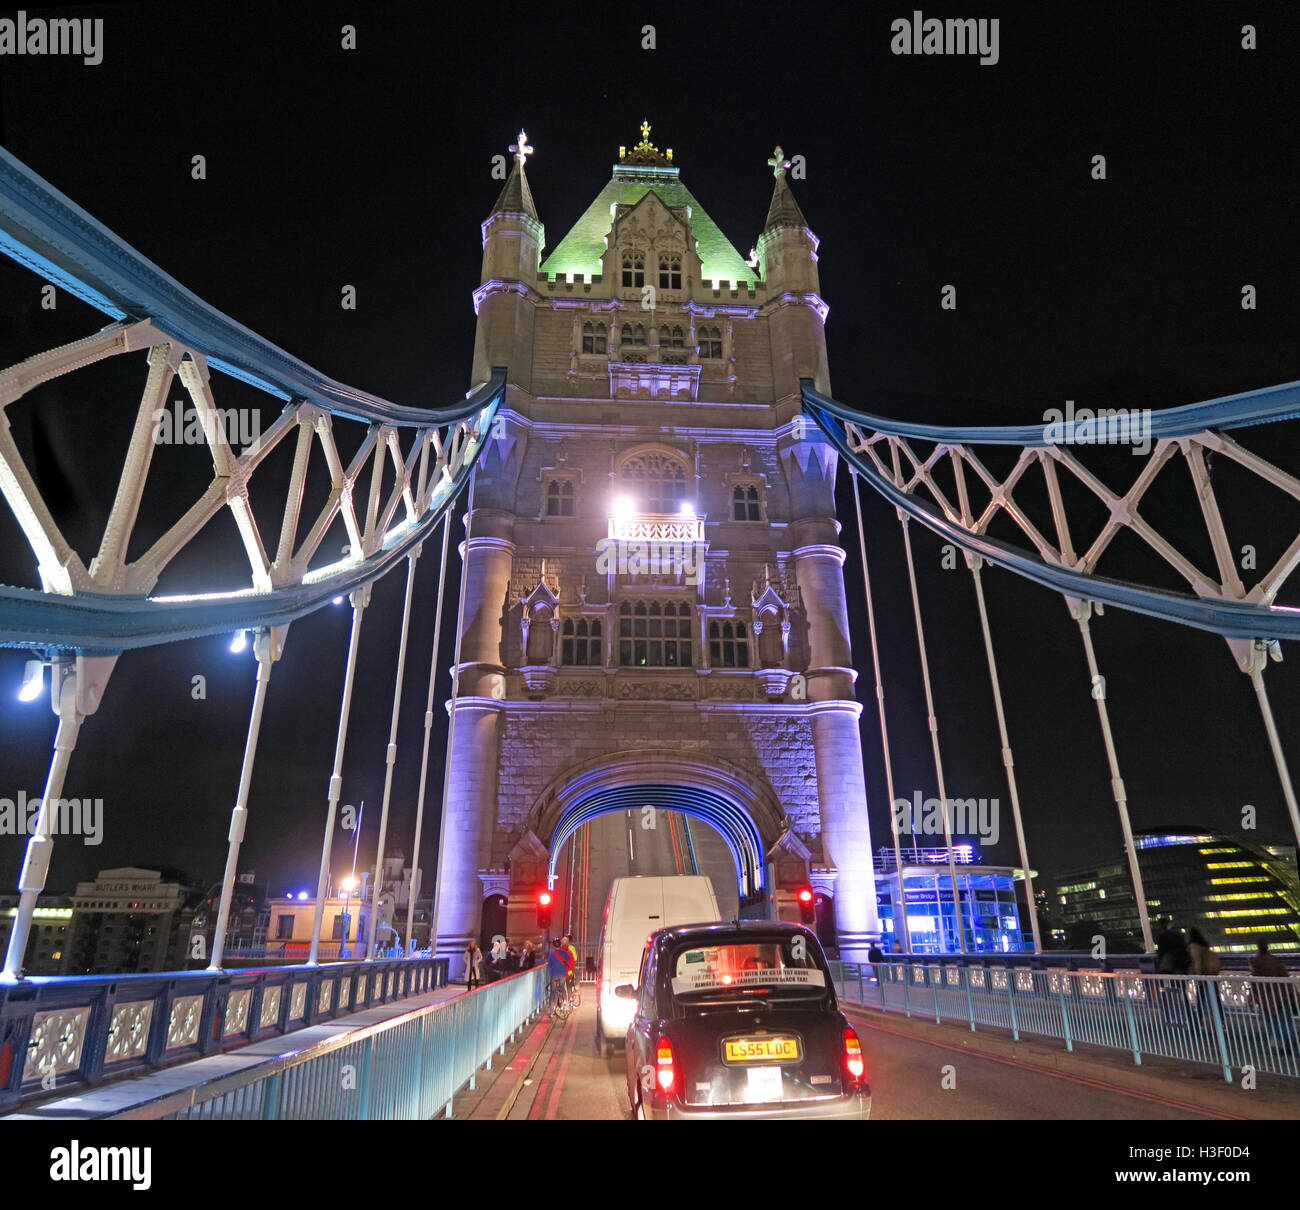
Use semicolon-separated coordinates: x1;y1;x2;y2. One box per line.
708;620;750;668
619;601;692;667
1203;908;1291;918
1198;847;1236;854
698;326;723;359
620;451;687;513
545;478;575;517
561;617;602;666
1206;862;1255;869
621;251;645;288
658;256;682;290
1211;876;1269;885
582;322;607;354
732;483;761;521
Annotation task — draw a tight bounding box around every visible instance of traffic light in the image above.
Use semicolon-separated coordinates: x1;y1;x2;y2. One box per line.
796;886;816;926
536;889;553;930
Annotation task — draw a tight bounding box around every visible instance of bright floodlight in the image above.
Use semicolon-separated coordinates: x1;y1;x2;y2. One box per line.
18;659;44;703
679;501;696;517
229;630;248;653
341;876;358;892
332;595;344;606
297;891;309;901
611;496;633;517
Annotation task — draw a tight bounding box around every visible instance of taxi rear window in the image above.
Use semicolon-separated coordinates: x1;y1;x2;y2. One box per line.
668;938;826;997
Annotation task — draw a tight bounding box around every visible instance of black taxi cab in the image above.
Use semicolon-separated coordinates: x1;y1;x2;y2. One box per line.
618;921;871;1120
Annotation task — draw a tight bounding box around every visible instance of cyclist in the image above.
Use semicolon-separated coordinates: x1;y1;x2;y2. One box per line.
545;939;569;1012
562;933;578;1000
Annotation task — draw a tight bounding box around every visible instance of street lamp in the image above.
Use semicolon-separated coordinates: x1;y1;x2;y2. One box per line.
17;659;44;703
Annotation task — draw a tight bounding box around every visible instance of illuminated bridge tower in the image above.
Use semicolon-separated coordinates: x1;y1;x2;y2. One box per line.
434;126;880;970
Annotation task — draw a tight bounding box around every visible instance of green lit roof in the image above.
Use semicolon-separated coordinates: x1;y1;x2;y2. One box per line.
539;165;754;285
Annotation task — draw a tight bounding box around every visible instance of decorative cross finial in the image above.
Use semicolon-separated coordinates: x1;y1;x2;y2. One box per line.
509;130;533;168
768;145;790;179
640;119;651;143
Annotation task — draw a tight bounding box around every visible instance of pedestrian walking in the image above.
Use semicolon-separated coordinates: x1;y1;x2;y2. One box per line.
1250;941;1297;1054
464;939;484;990
1154;917;1191;1024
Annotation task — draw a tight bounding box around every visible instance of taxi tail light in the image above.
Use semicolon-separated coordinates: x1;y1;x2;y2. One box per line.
655;1036;675;1093
843;1025;865;1082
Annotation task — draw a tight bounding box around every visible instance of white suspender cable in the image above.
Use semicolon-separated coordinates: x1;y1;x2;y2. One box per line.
851;470;911;953
365;550;419;961
405;510;453;956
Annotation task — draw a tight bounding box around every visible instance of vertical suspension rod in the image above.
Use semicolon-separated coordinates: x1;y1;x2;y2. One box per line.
406;511;453;955
851;470;911;953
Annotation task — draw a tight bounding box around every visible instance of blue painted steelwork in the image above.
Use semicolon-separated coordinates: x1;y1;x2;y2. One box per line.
0;144;507;652
120;965;544;1120
832;958;1300;1083
802;380;1300;641
0;147;483;428
0;956;447;1112
802;377;1300;446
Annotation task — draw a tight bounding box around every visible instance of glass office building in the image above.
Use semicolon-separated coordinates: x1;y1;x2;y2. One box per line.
874;846;1030;954
1050;827;1300;955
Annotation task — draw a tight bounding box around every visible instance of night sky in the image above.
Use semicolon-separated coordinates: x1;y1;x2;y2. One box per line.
1;1;1298;905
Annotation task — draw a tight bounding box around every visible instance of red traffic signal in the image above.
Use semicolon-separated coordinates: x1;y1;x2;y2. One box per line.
536;889;553;929
796;886;816;925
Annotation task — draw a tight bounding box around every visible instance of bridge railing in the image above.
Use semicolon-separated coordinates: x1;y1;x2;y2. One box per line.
120;963;547;1120
0;956;447;1112
831;959;1300;1083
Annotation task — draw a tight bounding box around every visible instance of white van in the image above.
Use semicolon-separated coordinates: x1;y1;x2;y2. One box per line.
595;875;721;1055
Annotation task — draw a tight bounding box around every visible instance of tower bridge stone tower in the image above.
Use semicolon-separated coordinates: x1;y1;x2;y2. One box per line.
434;125;880;968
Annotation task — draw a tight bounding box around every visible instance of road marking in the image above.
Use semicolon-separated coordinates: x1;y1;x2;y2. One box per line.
851;1011;1246;1120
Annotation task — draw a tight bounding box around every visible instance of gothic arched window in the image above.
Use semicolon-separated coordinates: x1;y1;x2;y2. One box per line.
561;617;602;666
659;325;684;348
619;600;693;667
621;251;646;289
698;326;723;359
658;256;682;290
545;478;575;517
582;322;607;355
708;620;750;668
732;483;761;521
619;451;688;513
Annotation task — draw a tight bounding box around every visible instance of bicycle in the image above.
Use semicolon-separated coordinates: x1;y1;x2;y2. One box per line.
549;977;581;1020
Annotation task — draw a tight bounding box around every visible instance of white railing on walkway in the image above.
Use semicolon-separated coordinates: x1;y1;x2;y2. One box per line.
112;965;547;1120
832;961;1300;1084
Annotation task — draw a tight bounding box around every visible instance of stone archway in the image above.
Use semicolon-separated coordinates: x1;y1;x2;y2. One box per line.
502;750;798;945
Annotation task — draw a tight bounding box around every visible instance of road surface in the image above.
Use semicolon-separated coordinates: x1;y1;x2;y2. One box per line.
501;998;1216;1120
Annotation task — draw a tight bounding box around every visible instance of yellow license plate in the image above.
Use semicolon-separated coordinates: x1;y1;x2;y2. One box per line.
724;1036;798;1063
